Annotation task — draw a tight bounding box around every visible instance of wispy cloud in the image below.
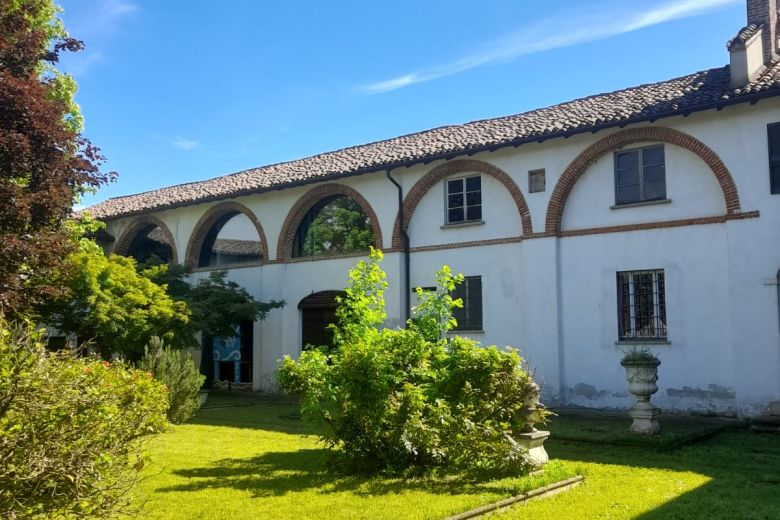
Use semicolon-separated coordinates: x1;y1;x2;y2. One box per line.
360;0;739;93
171;137;199;150
60;0;138;76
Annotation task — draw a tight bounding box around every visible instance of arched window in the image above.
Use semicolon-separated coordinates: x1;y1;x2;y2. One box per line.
292;196;375;258
199;212;262;268
126;224;174;265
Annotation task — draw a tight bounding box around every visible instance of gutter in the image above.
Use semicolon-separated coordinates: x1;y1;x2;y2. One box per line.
93;87;780;221
386;169;410;323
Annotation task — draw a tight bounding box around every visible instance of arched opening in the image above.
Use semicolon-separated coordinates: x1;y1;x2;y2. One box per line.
292;196;375;258
198;211;263;268
298;290;345;350
126;225;174;264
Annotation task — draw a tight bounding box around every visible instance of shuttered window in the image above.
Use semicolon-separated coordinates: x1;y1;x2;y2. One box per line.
452;276;483;331
768;122;780;194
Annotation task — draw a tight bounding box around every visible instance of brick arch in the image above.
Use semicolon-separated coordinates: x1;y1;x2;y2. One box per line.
276;183;384;261
114;215;179;264
545;126;742;234
391;159;532;249
184;201;269;269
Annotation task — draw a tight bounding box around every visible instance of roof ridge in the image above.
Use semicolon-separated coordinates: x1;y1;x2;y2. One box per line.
87;63;780;220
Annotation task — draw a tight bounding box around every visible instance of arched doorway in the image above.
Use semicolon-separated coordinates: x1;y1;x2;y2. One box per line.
298;291;346;350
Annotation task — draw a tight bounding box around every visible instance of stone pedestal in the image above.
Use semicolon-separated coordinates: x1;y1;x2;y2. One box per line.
514;430;550;467
627;400;661;435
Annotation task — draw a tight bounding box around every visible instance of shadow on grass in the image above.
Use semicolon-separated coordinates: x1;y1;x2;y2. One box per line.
158;448;521;499
188;402;318;436
547;429;780;519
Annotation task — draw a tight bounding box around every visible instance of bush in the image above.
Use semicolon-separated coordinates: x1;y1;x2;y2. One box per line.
138;336;206;424
0;318;168;519
277;249;548;476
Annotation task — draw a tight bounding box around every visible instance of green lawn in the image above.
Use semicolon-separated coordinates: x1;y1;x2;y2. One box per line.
135;400;780;519
135;401;580;519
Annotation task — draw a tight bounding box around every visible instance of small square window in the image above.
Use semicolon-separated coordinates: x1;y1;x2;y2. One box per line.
617;270;667;340
446;175;481;224
529;169;546;193
614;146;666;205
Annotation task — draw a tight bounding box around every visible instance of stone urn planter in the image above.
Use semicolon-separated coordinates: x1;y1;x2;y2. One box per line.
621;349;661;435
510;381;550;468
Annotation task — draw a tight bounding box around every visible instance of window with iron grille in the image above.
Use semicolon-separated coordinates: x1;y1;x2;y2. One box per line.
614;145;666;205
617;270;667;340
767;122;780;194
452;276;483;331
446;176;482;224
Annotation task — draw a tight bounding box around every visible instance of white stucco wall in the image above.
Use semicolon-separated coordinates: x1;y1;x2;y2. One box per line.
100;97;780;417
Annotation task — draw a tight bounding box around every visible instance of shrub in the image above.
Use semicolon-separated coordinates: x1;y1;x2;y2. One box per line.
138;336;206;424
0;317;168;519
277;249;547;476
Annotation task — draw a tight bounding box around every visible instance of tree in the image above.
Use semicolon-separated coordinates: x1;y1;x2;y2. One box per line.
277;250;548;476
0;0;113;314
299;197;374;256
37;245;192;360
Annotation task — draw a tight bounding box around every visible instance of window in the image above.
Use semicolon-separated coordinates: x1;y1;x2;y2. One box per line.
617;270;667;340
614;145;666;205
452;276;483;331
529;169;546;193
446;176;482;224
767;122;780;194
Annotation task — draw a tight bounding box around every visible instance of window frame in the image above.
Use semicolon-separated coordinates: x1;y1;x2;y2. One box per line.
528;168;546;193
616;269;667;341
444;175;482;225
452;275;483;332
613;145;667;206
767;122;780;194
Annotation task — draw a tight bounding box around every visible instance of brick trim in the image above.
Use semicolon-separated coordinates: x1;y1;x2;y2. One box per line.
184;201;269;269
275;183;384;262
545;126;743;234
113;215;179;264
391;159;532;249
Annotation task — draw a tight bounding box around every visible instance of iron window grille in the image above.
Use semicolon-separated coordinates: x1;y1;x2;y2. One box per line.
614;145;666;205
767;122;780;194
452;276;483;331
617;270;667;340
446;176;482;224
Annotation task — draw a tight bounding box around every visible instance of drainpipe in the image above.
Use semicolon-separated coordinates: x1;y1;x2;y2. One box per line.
386;170;410;323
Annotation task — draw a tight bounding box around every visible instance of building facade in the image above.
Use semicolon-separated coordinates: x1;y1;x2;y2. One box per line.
90;0;780;417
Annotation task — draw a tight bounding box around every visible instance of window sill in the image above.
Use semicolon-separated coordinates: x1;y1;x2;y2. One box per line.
448;329;485;334
441;220;485;230
615;339;671;346
610;199;671;210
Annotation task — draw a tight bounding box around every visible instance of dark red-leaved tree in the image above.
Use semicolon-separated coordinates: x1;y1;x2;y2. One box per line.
0;0;113;313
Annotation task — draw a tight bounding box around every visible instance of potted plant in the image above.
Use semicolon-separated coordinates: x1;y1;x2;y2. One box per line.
620;347;661;435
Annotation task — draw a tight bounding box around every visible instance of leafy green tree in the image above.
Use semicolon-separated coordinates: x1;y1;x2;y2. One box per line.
299;197;374;257
37;245;192;360
0;0;113;314
278;249;547;476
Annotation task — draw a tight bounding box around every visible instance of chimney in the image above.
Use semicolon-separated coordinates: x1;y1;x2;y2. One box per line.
747;0;778;63
729;0;779;87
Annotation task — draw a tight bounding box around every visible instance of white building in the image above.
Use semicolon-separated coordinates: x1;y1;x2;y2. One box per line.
89;0;780;417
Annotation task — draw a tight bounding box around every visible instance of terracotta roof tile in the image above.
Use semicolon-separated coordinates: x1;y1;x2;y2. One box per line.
87;63;780;220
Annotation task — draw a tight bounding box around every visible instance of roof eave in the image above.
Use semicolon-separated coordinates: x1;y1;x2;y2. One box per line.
93;87;780;222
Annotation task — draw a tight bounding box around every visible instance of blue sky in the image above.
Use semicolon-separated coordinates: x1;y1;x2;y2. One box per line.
58;0;745;207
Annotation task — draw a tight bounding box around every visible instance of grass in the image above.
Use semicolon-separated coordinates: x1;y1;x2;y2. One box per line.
135;399;780;519
548;409;739;449
135;402;580;519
